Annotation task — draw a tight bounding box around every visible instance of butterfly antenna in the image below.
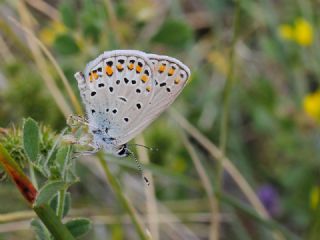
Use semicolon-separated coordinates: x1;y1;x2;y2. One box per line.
128;143;159;152
127;149;150;186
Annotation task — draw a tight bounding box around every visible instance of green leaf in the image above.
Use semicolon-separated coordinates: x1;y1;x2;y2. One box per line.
35;180;66;206
62;192;71;218
59;2;77;29
151;19;193;48
53;34;79;55
55;146;69;172
65;218;92;238
23;118;40;162
83;23;100;43
31;218;51;240
50;192;71;218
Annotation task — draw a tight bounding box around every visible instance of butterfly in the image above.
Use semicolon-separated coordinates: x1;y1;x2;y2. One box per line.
73;50;190;157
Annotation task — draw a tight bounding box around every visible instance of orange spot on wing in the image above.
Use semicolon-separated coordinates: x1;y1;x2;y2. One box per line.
128;63;134;70
141;74;148;83
168;68;175;76
146;86;151;92
93;72;99;80
136;65;142;73
159;65;166;73
105;66;113;76
174;77;181;84
116;64;123;71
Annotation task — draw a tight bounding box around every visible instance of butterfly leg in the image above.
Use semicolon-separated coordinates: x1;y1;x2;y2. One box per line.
73;143;101;158
67;115;89;128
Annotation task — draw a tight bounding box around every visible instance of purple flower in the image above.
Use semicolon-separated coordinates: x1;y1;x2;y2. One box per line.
257;184;280;217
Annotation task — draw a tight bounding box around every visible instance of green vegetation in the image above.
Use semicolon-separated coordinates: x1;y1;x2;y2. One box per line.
0;0;319;239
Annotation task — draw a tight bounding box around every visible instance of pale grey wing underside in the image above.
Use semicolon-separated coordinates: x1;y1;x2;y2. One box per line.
75;50;155;144
115;53;191;145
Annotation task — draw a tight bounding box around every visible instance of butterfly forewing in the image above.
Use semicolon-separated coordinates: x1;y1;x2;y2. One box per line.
116;53;190;145
80;50;155;142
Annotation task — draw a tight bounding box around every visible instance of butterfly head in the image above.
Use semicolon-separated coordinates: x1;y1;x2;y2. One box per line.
114;144;129;157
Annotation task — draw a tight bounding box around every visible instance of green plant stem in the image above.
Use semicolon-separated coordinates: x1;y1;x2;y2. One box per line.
57;188;66;219
217;0;241;194
0;144;74;240
0;144;37;204
33;204;75;240
213;2;241;239
29;165;38;189
97;153;149;240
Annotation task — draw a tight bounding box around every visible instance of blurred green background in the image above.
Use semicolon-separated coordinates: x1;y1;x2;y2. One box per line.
0;0;320;239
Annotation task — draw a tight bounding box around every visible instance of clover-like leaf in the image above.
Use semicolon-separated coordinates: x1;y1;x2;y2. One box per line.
65;218;92;238
23;118;40;162
34;180;66;206
31;218;51;240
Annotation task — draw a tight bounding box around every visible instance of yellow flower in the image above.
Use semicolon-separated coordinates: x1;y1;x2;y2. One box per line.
278;18;313;46
294;18;313;46
310;186;320;209
39;21;67;46
303;90;320;122
279;24;294;40
208;51;228;75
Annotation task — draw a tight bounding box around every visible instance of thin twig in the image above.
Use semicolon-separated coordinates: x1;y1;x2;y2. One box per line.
102;0;124;46
16;3;72;117
0;34;14;63
24;0;59;21
9;17;83;115
170;110;285;240
97;153;150;240
180;132;219;240
170;109;269;217
135;135;159;240
215;2;241;239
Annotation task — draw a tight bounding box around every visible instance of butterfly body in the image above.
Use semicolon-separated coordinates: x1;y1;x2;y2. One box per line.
74;50;190;156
